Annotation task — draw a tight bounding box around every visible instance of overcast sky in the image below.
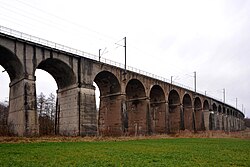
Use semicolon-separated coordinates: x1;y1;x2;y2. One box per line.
0;0;249;117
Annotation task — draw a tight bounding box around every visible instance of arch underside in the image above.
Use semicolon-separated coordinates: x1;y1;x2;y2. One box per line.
168;90;180;133
194;97;203;131
126;79;147;135
94;71;121;136
183;94;193;131
37;58;76;89
150;85;166;134
0;46;23;82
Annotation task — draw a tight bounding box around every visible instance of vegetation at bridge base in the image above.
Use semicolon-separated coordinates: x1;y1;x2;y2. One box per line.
0;138;249;166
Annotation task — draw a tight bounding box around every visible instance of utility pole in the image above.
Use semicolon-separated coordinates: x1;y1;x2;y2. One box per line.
236;98;238;109
171;76;173;84
115;37;127;73
124;37;127;72
223;88;225;103
99;49;101;62
194;71;196;92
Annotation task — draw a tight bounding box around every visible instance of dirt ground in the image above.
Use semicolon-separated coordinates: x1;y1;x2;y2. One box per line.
0;129;249;143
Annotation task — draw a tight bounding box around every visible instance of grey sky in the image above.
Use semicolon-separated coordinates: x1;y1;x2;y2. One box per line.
0;0;249;117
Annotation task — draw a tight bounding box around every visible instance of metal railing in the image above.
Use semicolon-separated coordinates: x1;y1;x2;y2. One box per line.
0;25;224;104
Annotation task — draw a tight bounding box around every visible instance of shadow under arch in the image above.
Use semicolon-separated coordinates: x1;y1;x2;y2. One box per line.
94;70;121;136
37;58;76;89
149;85;166;134
194;97;203;131
168;89;180;133
0;46;24;82
209;103;217;130
0;46;25;135
203;100;210;130
126;79;147;135
182;94;192;131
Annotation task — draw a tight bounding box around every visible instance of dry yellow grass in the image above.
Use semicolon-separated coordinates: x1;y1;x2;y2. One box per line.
0;129;249;143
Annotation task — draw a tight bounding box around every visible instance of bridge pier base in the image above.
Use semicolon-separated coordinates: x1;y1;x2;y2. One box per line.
79;86;97;136
8;78;38;136
203;110;210;130
57;85;97;136
126;98;150;136
98;94;125;136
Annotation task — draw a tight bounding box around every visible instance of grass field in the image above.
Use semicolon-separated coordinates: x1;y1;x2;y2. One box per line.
0;138;249;166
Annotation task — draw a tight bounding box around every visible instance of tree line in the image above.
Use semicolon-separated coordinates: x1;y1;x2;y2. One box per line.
0;92;56;136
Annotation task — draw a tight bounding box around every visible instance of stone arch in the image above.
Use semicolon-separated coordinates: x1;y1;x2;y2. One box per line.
226;108;230;115
168;89;181;133
194;97;203;131
126;79;147;135
36;58;77;135
222;107;226;130
182;94;193;131
229;109;233;131
214;105;221;130
37;58;76;89
0;46;24;82
209;103;217;130
94;70;121;136
225;108;230;131
203;100;209;111
94;71;120;96
213;103;217;112
232;110;235;131
0;45;29;135
203;100;210;130
218;105;222;113
126;79;146;99
217;105;222;130
149;85;166;134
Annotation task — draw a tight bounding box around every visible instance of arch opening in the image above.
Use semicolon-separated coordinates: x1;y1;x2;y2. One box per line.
0;65;10;135
37;58;76;89
209;103;217;130
183;94;193;131
0;46;24;136
35;69;57;136
194;97;203;131
126;79;147;135
168;90;180;133
213;103;217;112
218;105;222;113
94;71;121;136
203;100;209;111
0;46;24;82
149;85;166;134
36;58;77;136
224;108;230;131
203;100;210;131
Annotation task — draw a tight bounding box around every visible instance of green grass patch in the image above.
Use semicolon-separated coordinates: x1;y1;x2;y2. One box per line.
0;138;249;166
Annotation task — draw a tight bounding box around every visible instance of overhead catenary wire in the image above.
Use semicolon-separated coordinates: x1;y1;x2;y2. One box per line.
1;0;194;78
1;0;246;112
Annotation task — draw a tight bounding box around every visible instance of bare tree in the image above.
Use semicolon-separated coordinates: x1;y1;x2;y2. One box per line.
37;92;46;116
37;92;56;135
0;100;11;135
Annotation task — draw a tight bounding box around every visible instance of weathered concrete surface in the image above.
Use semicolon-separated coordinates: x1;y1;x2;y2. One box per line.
0;32;245;136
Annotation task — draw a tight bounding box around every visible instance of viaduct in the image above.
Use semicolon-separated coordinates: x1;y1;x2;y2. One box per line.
0;26;245;136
